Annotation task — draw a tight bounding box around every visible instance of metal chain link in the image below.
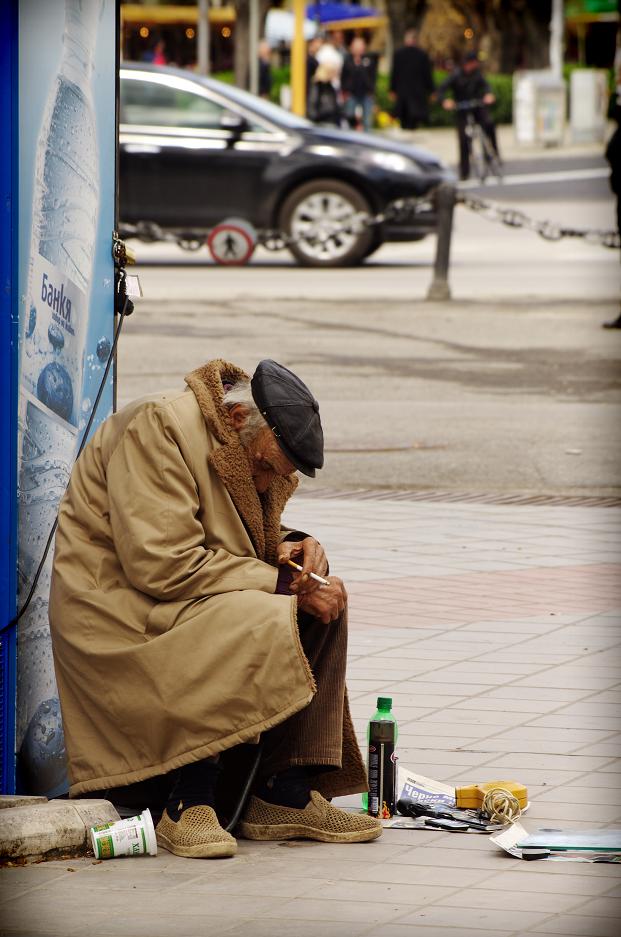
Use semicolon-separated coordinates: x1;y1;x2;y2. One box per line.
257;195;436;251
120;188;620;254
119;220;205;251
457;193;620;249
120;191;437;254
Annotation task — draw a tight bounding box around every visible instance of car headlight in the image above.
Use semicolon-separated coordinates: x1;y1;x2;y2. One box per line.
369;152;416;173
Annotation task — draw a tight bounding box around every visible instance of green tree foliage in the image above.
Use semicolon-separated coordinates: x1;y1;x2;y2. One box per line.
387;0;553;72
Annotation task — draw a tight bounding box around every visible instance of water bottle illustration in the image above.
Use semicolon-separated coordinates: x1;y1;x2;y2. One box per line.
16;0;103;790
20;0;101;430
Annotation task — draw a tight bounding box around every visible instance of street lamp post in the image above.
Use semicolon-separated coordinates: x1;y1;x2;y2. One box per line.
197;0;210;75
249;0;260;95
549;0;564;79
291;0;306;115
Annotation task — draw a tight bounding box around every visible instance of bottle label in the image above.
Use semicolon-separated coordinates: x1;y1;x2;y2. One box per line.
22;253;87;430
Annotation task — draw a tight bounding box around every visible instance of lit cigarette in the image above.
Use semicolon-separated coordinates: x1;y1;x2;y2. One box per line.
286;560;330;586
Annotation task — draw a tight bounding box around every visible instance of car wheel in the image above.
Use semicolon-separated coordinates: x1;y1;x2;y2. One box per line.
279;179;375;267
362;228;384;260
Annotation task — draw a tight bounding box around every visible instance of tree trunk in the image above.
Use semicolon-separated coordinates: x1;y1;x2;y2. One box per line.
386;0;429;55
233;0;271;88
234;0;249;88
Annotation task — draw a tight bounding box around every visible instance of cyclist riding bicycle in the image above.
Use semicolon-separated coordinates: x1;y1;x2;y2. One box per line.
437;52;500;181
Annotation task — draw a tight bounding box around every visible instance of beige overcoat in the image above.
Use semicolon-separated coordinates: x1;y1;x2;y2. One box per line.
50;359;365;798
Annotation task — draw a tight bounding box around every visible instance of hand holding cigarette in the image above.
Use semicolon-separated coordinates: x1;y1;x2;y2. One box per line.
286;560;330;586
277;536;329;593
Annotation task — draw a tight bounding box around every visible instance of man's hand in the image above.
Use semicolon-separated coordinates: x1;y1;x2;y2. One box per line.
297;577;347;624
483;93;495;105
277;537;328;595
442;98;455;111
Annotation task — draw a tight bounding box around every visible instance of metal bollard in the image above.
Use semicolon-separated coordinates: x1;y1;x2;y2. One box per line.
426;182;457;301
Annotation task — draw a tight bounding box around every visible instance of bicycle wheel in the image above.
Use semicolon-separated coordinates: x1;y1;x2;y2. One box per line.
470;124;488;183
481;132;503;181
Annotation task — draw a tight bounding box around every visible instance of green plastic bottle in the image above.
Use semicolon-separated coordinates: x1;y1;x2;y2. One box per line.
362;696;398;811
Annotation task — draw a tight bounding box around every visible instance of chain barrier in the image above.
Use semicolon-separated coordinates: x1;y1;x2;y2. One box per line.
120;187;619;255
457;193;620;249
119;191;437;255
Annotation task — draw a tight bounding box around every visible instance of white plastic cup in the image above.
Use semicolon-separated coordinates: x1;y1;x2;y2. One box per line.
90;808;157;859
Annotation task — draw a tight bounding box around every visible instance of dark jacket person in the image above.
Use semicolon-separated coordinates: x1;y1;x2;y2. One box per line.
390;29;434;130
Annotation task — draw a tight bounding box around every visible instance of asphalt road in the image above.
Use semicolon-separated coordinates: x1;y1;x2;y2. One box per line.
461;154;610;201
119;151;621;497
128;153;616;302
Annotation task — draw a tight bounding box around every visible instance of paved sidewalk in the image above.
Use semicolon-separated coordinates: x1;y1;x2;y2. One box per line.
1;496;620;937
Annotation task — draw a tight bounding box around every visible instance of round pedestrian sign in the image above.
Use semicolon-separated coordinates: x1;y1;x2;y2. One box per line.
207;218;256;265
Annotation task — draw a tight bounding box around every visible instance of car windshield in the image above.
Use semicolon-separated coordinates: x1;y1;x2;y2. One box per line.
206;80;312;130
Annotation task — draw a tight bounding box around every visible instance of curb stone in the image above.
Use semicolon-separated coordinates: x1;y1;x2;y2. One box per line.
0;799;120;864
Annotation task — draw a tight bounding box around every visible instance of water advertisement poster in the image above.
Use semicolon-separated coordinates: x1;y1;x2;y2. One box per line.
17;0;116;795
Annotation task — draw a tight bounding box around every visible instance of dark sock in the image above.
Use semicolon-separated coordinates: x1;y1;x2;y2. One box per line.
255;766;313;809
166;757;221;820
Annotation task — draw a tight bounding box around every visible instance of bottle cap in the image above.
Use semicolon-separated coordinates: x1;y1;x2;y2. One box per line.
377;697;392;711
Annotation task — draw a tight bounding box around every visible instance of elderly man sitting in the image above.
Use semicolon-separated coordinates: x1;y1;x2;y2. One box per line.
49;358;381;858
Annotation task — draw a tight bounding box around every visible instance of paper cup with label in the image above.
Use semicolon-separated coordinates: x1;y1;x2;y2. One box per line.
90;808;157;859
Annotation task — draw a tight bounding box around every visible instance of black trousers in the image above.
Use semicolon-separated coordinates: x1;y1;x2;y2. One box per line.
457;107;498;180
396;97;427;131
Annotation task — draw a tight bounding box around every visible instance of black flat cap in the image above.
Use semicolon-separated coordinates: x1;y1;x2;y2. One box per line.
251;359;324;477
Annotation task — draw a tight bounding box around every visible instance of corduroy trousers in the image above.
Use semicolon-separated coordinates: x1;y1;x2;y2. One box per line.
258;605;349;778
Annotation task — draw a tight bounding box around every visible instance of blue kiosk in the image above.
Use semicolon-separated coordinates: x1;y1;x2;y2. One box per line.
1;0;117;796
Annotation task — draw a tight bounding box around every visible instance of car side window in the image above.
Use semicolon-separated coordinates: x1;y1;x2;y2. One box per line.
121;78;228;130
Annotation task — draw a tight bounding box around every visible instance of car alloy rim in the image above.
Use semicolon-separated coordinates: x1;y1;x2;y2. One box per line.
289;192;361;260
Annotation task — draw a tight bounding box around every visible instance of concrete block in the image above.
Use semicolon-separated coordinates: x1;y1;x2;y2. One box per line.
0;799;119;863
0;795;48;810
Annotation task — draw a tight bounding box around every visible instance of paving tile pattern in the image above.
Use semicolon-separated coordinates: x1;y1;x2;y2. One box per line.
0;499;619;936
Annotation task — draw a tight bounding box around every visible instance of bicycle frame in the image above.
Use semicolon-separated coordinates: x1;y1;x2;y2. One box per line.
454;99;502;184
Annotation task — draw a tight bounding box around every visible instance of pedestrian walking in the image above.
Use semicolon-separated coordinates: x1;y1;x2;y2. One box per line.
152;39;168;66
341;37;376;132
437;51;499;180
389;28;434;130
316;33;344;84
258;39;272;99
306;35;323;87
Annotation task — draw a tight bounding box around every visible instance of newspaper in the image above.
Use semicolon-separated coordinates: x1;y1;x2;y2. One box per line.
397;768;456;808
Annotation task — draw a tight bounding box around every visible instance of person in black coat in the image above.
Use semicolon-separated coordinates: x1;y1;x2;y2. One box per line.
389;29;434;130
258;40;272;99
603;97;621;328
306;36;322;88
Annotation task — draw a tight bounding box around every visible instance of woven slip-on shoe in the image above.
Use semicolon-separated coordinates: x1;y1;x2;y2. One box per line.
238;790;383;843
156;805;237;858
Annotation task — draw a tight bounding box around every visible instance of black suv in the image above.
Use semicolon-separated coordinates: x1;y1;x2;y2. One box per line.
119;63;454;267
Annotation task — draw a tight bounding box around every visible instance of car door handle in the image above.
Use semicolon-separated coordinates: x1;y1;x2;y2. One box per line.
124;144;162;154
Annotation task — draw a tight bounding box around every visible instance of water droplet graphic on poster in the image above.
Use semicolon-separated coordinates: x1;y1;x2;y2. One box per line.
17;0;104;794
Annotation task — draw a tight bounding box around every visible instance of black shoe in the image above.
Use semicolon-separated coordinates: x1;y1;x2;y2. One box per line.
166;757;221;820
602;313;621;329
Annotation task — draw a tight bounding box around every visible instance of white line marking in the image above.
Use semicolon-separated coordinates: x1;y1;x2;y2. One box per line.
460;167;609;188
